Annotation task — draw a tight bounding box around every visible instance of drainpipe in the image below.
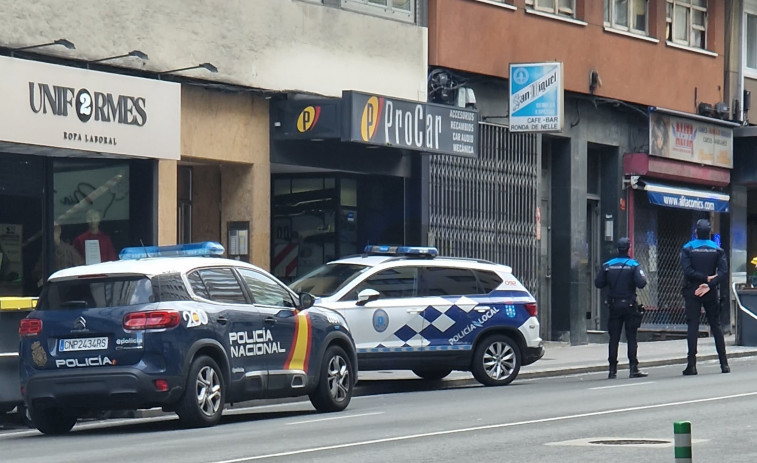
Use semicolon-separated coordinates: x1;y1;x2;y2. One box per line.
737;0;745;123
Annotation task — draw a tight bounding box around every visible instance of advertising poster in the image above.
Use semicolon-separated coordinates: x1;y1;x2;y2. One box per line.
0;224;23;291
649;112;733;169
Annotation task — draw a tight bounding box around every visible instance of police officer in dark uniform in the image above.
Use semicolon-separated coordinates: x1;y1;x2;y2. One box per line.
680;218;729;375
595;237;648;379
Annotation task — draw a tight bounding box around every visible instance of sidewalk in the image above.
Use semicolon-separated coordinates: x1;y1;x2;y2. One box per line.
356;334;757;386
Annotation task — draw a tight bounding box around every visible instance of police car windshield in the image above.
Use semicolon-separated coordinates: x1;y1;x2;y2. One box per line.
290;263;368;297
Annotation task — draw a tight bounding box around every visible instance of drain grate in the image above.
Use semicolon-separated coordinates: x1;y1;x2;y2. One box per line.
590;439;669;446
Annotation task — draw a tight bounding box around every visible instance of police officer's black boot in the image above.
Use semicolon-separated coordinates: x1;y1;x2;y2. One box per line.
682;356;697;376
720;355;730;373
608;362;617;379
629;362;648;378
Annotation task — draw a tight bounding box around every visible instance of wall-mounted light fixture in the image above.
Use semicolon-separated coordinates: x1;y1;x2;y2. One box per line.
159;62;218;75
11;38;75;55
89;49;148;64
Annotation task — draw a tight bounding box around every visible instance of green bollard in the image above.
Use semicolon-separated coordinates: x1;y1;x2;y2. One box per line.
674;421;692;462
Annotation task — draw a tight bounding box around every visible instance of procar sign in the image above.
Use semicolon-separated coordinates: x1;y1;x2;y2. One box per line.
509;62;563;133
343;91;479;157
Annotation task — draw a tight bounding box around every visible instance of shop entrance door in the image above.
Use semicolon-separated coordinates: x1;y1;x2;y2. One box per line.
586;197;602;331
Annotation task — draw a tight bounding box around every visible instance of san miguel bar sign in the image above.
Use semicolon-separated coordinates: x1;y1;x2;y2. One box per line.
343;91;479;157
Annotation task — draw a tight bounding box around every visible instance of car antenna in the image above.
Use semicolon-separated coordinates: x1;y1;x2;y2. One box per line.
139;239;152;258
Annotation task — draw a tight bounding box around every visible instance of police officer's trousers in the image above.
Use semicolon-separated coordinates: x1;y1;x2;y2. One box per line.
607;302;640;367
683;288;727;363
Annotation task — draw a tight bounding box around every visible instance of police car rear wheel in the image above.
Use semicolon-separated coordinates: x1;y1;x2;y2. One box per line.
309;345;353;412
176;355;225;428
471;335;521;386
29;405;77;435
412;368;452;381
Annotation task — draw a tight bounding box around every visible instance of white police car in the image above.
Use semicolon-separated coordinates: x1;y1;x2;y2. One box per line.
290;245;544;386
19;242;356;434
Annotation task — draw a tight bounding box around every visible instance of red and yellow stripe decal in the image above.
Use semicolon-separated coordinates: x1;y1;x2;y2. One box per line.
285;312;312;371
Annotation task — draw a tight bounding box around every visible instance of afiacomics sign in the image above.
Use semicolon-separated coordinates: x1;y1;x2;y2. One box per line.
0;55;180;160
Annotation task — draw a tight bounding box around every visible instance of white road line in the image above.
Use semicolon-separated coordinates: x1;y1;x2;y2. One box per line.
590;382;657;390
207;391;757;463
286;411;384;426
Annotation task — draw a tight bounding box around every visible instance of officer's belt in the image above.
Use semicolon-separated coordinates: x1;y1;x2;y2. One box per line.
608;297;634;306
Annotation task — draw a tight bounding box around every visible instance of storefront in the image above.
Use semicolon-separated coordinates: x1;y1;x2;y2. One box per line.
0;55;180;297
269;91;479;282
625;108;736;331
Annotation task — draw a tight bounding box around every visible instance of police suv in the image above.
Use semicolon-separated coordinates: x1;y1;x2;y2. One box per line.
18;242;356;435
290;245;544;386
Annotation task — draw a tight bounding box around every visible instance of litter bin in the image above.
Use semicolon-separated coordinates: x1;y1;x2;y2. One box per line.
0;297;36;414
734;285;757;346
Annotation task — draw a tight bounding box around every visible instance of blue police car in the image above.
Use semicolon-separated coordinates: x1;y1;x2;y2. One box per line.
290;245;544;386
18;242;356;435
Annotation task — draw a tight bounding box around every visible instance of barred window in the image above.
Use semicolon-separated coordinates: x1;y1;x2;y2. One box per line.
666;0;707;49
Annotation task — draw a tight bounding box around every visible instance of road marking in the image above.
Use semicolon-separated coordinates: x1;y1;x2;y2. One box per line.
590;382;657;390
286;411;384;425
207;391;757;463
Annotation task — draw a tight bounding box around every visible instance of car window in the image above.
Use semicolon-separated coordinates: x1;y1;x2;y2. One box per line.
342;266;418;300
189;268;247;304
420;267;478;297
187;271;210;299
152;273;194;301
473;269;503;294
237;268;295;307
290;263;368;297
38;276;153;310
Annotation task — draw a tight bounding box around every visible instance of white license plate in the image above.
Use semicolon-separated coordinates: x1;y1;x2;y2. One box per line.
58;337;109;352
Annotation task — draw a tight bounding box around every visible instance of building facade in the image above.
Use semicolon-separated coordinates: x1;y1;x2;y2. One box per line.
428;0;732;343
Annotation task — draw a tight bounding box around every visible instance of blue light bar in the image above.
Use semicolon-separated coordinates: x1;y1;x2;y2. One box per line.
363;245;438;258
119;242;225;260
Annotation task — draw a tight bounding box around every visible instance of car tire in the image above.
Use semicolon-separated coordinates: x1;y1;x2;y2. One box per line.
309;345;353;412
412;368;453;381
29;405;77;435
471;334;521;386
176;355;225;428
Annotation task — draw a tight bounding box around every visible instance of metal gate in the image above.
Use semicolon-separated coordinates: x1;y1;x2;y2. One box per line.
428;122;539;293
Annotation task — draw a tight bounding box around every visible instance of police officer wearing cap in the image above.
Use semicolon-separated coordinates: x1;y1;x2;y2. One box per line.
595;237;648;379
680;218;729;375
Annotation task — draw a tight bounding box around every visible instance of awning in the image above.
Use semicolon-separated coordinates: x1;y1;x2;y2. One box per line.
633;179;729;213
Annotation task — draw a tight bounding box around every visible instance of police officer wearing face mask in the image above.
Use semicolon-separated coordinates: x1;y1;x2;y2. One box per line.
680;218;729;375
595;237;648;379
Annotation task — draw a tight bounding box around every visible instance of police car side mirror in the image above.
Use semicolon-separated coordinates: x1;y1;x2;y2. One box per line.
298;292;315;309
356;288;380;306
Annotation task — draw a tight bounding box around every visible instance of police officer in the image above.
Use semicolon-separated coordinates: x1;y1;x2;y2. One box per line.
680;218;729;375
595;237;648;379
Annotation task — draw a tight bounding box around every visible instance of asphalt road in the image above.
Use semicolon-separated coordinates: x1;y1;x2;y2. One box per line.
2;356;757;462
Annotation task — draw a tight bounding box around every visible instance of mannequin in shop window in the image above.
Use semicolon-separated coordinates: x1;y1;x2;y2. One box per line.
73;208;117;264
33;222;84;287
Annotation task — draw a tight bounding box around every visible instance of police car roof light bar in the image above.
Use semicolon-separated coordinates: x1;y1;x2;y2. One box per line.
119;241;225;260
363;245;438;258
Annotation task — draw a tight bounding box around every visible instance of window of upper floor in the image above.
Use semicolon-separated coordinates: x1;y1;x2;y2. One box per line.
666;0;707;49
525;0;576;19
746;11;757;77
340;0;415;22
605;0;648;35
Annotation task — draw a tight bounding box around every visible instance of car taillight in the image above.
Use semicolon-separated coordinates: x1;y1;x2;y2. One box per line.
19;318;43;337
123;310;180;330
524;302;538;317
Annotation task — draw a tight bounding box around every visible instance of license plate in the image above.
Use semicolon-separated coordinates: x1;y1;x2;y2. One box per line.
58;337;109;352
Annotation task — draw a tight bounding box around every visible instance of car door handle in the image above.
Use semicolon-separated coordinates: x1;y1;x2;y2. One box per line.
216;316;228;325
265;316;277;325
406;309;423;314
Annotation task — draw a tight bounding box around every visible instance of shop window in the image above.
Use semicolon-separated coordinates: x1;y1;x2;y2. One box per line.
526;0;576;18
604;0;648;34
53;160;130;267
666;0;707;49
178;166;193;244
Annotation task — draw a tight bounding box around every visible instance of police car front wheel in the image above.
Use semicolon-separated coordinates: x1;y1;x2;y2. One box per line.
471;334;521;386
309;345;353;412
176;355;225;428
